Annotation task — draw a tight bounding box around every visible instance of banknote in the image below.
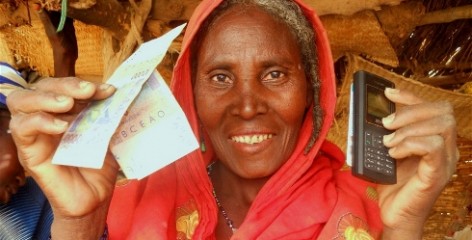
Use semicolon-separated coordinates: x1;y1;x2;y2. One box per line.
52;24;188;171
110;70;198;179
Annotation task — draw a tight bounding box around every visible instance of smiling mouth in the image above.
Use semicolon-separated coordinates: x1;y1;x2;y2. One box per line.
231;134;273;144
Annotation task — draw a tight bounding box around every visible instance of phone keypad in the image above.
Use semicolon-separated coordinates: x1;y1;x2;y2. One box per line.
364;132;394;175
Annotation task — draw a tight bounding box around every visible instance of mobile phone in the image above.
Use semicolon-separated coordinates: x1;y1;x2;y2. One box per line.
350;70;396;184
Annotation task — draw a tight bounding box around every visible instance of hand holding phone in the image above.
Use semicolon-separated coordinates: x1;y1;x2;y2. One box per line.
347;70;396;184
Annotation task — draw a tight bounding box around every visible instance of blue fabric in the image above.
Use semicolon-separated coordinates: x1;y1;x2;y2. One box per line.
0;178;53;240
0;62;27;108
0;63;20;75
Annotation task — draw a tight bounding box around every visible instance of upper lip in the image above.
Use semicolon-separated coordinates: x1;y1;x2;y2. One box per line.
227;125;275;138
229;132;273;137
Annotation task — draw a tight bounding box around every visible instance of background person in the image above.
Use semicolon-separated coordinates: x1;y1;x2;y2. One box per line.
0;8;77;240
0;104;53;240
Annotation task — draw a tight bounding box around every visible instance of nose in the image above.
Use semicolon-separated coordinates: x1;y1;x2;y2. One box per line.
230;80;268;119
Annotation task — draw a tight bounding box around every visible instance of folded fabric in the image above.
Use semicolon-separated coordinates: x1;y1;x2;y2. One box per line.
0;62;28;108
0;177;53;240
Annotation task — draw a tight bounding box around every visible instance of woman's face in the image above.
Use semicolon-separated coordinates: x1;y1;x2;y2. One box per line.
0;115;25;204
194;5;311;179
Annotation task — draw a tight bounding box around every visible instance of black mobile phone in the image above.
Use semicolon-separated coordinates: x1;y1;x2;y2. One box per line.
351;70;396;184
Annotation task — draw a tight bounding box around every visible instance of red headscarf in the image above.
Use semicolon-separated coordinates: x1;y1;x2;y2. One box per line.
108;0;383;239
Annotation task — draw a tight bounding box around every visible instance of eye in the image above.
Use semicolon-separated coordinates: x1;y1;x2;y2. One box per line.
211;74;232;84
263;71;285;81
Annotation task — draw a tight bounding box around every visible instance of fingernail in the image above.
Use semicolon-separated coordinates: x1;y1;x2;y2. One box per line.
79;81;92;89
54;118;68;128
55;95;68;102
385;88;399;95
382;113;395;126
99;84;113;91
383;132;395;144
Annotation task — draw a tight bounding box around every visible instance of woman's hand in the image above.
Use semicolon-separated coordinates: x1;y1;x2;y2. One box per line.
7;77;119;238
377;88;459;239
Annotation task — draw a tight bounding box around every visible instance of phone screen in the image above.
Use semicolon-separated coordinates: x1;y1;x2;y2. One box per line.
366;85;390;125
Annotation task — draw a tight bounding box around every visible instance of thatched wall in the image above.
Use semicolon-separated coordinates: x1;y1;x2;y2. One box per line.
0;19;103;80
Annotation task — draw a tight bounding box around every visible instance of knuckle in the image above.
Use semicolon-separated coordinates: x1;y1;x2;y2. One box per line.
8;115;21;131
429;135;444;150
443;114;456;128
33;77;60;87
6;89;26;113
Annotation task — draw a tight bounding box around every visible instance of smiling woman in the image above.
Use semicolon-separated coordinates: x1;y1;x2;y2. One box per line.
4;0;459;239
193;3;311;180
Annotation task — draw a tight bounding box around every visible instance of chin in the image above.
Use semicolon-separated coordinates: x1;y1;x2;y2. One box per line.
238;162;281;179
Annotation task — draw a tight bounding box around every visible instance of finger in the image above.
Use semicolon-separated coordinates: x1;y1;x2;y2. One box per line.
33;78;115;100
389;135;455;184
7;79;115;114
382;101;454;130
389;135;444;160
383;113;456;148
7;88;75;115
389;135;456;188
9;111;69;147
384;88;424;106
388;135;457;181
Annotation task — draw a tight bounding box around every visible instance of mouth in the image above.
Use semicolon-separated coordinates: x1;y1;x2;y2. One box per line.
231;134;273;145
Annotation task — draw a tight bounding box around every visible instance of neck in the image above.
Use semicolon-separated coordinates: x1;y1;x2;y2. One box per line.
210;161;268;207
208;161;270;238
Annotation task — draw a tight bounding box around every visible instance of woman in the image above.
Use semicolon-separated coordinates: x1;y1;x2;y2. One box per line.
0;105;54;240
0;107;26;206
0;8;76;239
6;0;458;239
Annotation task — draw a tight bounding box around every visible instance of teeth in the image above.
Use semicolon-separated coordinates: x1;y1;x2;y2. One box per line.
231;134;273;144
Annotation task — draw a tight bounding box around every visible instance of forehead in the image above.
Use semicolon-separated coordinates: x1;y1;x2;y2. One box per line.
207;4;293;38
198;4;301;59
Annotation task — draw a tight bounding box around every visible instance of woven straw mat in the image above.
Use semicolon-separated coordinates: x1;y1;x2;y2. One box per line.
0;19;103;78
326;54;472;153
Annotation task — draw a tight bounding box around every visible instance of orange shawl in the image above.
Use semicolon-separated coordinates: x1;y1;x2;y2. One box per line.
107;0;383;239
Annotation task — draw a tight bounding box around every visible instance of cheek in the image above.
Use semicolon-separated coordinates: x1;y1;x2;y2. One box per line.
279;87;310;124
194;84;223;128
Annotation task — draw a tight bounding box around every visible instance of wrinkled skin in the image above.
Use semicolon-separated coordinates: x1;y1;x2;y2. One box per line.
193;6;312;237
7;79;119;239
194;5;311;179
6;3;458;240
378;89;458;238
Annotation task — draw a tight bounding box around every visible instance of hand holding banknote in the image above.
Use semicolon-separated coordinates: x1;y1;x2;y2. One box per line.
5;24;189;239
7;77;119;239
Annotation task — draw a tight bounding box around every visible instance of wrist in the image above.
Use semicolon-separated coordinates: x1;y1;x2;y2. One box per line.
382;226;423;240
50;204;109;240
